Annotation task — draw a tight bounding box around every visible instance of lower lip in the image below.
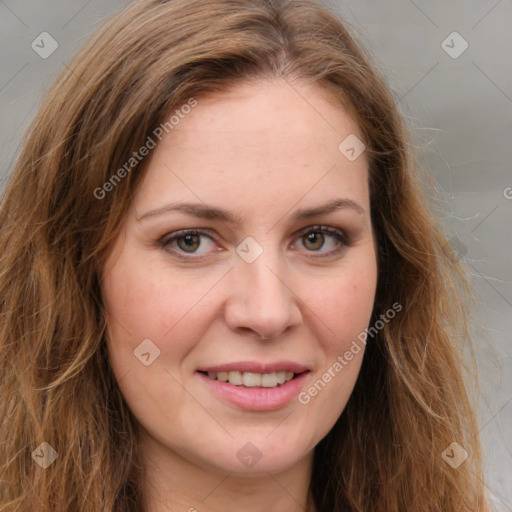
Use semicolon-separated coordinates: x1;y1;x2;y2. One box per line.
197;371;310;411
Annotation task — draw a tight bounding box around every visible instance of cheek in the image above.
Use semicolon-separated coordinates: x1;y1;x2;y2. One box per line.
103;268;165;343
102;255;223;376
297;263;376;428
103;257;197;336
311;261;377;348
101;261;213;427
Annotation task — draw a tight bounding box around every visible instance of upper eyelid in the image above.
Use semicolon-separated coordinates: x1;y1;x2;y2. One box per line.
294;224;345;236
163;225;345;238
162;225;348;249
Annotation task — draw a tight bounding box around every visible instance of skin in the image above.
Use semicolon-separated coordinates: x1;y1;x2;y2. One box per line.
102;78;378;512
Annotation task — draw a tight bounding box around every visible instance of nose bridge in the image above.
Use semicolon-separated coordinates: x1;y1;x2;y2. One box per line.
244;250;285;298
225;238;301;338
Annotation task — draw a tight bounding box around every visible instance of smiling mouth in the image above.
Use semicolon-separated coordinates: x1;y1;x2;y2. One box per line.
197;370;307;389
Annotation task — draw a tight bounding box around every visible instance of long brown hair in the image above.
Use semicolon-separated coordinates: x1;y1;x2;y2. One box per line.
0;0;488;510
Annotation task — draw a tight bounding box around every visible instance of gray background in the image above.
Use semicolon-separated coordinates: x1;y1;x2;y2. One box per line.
1;0;511;508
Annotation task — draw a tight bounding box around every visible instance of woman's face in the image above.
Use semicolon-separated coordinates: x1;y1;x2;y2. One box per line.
102;78;377;477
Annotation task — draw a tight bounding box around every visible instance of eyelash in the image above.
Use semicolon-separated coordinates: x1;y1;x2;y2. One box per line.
158;225;353;260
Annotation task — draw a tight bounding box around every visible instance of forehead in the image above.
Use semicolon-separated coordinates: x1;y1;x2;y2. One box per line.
133;78;369;216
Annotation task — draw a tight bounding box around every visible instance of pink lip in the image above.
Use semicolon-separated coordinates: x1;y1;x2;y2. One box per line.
196;361;310;373
197;371;310;411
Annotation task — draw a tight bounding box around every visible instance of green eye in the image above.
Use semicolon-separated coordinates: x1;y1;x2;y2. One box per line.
161;229;216;257
176;234;201;252
295;226;350;257
159;225;351;261
302;232;325;251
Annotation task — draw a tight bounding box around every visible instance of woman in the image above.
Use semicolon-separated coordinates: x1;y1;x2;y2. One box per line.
0;0;489;510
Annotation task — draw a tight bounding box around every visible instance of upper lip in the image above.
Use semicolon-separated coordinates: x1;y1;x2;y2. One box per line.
197;361;310;374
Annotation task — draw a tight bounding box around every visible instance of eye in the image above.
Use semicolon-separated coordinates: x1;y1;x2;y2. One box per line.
293;225;351;257
158;225;352;260
159;229;218;257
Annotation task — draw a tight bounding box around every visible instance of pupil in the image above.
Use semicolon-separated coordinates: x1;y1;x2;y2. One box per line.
305;232;324;250
179;234;199;252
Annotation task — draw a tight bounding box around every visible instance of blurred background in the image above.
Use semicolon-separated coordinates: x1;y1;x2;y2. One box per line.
1;0;511;508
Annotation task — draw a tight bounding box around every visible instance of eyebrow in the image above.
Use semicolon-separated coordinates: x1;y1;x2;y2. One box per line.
137;198;366;223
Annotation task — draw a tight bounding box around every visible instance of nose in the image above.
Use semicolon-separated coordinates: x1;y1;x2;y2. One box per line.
223;248;302;340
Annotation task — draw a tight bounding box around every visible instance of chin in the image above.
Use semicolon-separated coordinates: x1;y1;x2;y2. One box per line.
198;433;314;475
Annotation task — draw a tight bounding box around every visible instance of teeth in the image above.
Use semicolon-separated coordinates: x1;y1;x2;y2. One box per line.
206;370;296;388
243;372;261;387
227;371;243;385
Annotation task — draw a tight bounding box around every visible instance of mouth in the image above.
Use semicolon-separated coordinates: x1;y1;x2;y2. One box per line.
197;370;307;389
195;365;311;411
